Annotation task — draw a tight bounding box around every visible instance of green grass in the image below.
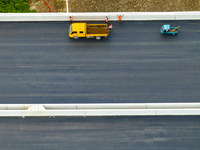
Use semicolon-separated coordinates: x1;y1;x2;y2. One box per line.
0;0;37;13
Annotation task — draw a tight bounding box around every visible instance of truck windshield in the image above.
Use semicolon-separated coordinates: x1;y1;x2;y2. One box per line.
69;24;72;33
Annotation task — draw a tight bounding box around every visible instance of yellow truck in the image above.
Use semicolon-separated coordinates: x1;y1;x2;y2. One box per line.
68;23;109;40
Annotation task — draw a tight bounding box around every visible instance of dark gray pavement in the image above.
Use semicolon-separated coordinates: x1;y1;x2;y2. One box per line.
0;21;200;103
0;116;200;150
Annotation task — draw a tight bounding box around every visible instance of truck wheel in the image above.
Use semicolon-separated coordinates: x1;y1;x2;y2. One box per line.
74;36;79;39
96;36;101;40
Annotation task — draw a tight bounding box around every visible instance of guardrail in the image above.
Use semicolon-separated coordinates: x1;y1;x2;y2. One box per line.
1;103;200;117
0;12;200;21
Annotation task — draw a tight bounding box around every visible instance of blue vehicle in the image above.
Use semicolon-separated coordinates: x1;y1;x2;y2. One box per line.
160;24;180;35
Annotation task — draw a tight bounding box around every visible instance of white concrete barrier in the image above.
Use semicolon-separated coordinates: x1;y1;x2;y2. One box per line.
0;104;7;110
0;110;23;116
1;103;200;110
147;103;200;109
22;110;50;117
76;103;146;109
175;12;200;20
0;13;68;21
1;12;200;22
156;109;200;115
44;104;77;110
1;109;200;117
0;104;30;110
85;109;156;116
1;103;200;117
49;110;86;117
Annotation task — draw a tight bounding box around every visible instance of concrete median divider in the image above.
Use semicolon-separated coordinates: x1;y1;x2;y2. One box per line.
0;104;31;110
1;103;200;117
146;103;200;109
155;109;200;115
175;12;200;20
76;103;146;109
85;109;156;116
0;110;23;117
43;104;77;110
1;12;200;22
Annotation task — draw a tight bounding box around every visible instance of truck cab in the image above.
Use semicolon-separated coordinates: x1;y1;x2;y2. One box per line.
160;24;178;35
69;23;86;39
161;24;170;34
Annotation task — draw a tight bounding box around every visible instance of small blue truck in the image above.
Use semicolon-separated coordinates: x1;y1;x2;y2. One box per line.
160;24;180;35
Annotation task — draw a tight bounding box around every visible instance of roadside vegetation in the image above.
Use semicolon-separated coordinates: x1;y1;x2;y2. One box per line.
0;0;36;13
1;0;200;13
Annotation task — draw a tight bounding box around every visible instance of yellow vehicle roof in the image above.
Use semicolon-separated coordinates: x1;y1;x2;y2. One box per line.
72;23;86;31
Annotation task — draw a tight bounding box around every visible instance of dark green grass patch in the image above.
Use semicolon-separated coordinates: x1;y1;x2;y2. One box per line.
0;0;37;13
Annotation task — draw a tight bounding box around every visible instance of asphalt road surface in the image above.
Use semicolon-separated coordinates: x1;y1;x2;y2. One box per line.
0;116;200;150
0;21;200;103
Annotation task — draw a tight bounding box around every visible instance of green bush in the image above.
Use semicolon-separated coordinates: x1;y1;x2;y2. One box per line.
0;0;37;13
